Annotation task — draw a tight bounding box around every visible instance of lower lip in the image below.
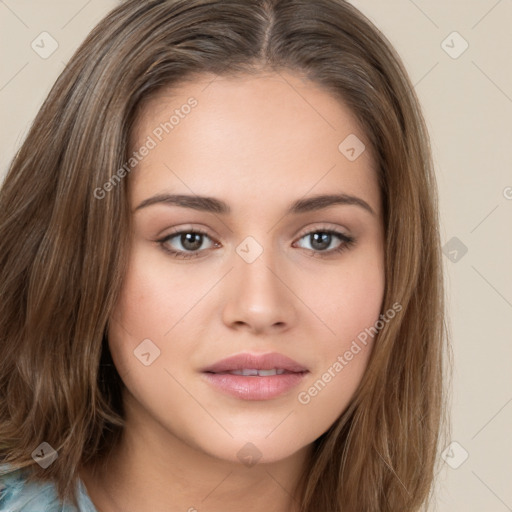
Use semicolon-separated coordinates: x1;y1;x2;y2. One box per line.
202;372;308;400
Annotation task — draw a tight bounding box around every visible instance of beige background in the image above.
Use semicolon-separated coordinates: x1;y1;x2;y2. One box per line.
1;1;511;510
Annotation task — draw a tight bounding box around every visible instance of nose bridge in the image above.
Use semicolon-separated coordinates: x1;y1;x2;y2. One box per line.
234;233;283;301
235;237;278;292
221;233;297;332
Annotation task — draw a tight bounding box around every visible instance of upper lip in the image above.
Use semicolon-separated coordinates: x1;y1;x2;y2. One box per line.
202;352;308;373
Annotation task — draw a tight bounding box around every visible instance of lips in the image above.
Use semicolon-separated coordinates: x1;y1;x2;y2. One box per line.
201;352;308;374
222;369;287;376
201;352;309;400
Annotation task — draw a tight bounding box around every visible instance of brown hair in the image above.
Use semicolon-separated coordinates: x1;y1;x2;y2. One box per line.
0;0;449;510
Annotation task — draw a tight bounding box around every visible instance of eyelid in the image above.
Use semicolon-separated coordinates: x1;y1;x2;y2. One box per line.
155;225;219;258
292;227;354;254
156;223;355;259
156;223;212;238
158;222;350;243
166;226;219;244
294;222;351;239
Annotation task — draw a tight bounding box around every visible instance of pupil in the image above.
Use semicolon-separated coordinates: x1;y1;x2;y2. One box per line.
311;232;330;250
182;233;202;251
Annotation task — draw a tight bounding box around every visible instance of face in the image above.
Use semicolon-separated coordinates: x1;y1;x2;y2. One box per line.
107;70;385;466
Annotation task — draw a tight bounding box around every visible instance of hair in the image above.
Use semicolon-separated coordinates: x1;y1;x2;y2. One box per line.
0;0;450;510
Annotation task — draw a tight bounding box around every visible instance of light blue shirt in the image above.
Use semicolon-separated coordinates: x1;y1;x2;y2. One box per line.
0;464;98;512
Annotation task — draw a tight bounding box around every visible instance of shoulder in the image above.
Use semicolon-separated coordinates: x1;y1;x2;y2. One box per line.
0;464;96;512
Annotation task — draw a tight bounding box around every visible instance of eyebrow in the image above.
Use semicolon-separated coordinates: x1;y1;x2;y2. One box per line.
134;192;375;216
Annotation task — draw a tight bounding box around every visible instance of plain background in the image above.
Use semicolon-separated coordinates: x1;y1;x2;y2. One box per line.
1;1;511;510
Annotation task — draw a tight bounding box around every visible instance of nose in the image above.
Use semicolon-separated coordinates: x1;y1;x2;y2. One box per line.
221;245;298;335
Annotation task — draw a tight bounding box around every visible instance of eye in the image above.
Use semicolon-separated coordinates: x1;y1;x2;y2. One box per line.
157;229;219;259
293;229;356;257
156;227;356;260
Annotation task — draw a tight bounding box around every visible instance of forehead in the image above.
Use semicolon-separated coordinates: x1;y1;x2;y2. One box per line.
128;71;380;216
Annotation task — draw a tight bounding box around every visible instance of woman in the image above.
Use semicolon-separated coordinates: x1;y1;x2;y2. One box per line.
0;0;448;510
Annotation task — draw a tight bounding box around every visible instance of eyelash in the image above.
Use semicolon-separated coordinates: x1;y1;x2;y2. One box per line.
156;227;356;260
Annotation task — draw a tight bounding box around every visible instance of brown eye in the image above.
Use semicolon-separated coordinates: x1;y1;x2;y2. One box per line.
294;230;355;256
176;232;204;251
157;229;218;259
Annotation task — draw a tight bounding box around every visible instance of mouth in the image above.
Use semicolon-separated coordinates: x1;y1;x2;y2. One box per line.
210;368;295;376
201;352;309;400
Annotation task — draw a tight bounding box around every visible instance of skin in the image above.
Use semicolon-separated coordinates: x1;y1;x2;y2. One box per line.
80;70;385;512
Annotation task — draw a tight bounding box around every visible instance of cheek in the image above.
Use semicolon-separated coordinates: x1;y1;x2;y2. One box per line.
105;250;206;443
110;243;205;341
331;267;385;342
310;242;385;347
292;247;385;433
106;245;193;379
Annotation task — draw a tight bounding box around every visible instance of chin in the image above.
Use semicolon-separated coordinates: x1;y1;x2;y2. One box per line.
182;424;314;468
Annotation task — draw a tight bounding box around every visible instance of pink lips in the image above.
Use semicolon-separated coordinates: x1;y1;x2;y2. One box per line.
201;352;309;401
